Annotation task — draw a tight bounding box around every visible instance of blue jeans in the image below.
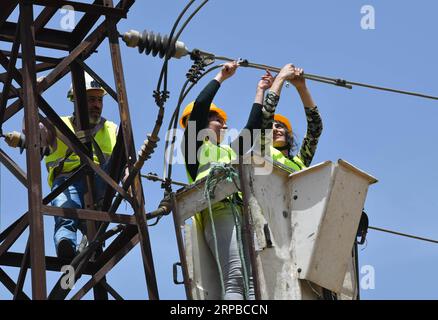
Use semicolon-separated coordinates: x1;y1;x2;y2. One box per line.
52;160;111;252
52;176;85;252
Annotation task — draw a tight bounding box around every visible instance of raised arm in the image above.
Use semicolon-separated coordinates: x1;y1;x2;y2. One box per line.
4;119;57;157
260;64;296;130
244;70;274;130
183;61;239;181
290;68;323;167
230;71;275;156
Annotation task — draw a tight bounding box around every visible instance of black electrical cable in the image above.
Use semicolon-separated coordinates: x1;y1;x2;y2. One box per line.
156;0;201;94
141;173;188;187
167;64;223;149
155;0;212;189
162;79;190;181
369;226;438;244
163;64;223;184
156;0;196;86
160;0;209;94
148;216;162;227
210;55;438;101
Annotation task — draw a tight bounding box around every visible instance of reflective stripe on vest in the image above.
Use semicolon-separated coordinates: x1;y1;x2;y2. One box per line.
185;140;237;229
186;140;237;184
44;116;117;187
270;146;307;172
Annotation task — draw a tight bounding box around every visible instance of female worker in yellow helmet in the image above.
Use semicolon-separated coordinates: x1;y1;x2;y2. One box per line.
262;64;323;172
181;61;274;300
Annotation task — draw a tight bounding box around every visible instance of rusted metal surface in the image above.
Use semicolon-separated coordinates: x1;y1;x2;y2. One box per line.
100;281;124;300
0;1;19;30
48;224;135;300
20;2;47;299
101;129;126;211
0;268;30;300
34;7;58;33
71;233;140;300
70;62;103;300
0;21;72;51
171;193;193;299
72;0;104;42
0;50;62;64
43;205;137;225
0;213;28;257
30;0;127;18
76;59;118;100
0;148;28;187
0;0;158;300
0;20;20;126
0;252;95;275
42;166;86;205
13;239;30;300
0;213;27;243
2;99;23;123
0;62;58;94
104;0;159;300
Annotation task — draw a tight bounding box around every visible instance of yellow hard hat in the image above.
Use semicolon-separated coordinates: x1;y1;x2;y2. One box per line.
179;101;227;129
274;114;293;134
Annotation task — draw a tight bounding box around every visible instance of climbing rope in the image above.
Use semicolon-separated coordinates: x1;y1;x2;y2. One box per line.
203;163;251;299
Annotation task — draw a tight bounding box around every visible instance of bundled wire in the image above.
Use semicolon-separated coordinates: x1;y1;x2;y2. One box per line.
156;0;210;105
369;226;438;244
162;63;222;186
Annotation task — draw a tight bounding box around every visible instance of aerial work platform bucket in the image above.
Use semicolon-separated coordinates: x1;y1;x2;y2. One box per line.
171;156;377;300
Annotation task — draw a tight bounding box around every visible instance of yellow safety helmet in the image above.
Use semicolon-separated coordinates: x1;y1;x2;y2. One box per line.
179;101;227;129
274;114;293;134
67;72;107;101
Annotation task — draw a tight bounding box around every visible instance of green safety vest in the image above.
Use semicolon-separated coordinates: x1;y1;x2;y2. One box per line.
44;116;117;188
269;146;307;172
185;142;307;228
186;140;237;184
186;140;237;228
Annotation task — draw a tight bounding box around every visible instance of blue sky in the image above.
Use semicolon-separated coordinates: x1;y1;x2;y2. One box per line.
1;0;438;300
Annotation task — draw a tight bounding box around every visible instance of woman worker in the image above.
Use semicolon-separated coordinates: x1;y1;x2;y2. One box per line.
262;64;323;171
180;61;274;299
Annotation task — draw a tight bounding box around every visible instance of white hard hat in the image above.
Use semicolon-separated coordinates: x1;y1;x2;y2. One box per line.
67;72;106;101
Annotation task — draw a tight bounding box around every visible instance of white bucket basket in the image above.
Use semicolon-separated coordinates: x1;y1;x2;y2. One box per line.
287;160;377;293
173;157;377;299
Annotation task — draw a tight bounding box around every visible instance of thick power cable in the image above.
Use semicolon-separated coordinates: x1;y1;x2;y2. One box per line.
157;0;209;95
163;64;222;185
155;0;196;94
369;226;438;244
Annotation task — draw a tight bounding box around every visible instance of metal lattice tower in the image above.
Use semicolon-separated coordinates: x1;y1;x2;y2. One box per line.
0;0;159;300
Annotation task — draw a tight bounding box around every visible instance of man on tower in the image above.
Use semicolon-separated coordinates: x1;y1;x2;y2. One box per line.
4;72;118;260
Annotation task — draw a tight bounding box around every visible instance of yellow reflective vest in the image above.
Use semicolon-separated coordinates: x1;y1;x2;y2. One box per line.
186;140;236;228
186;140;237;184
185;141;308;228
44;116;117;188
269;146;307;172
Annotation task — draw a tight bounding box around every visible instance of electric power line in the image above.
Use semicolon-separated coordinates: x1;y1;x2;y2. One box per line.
369;226;438;245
